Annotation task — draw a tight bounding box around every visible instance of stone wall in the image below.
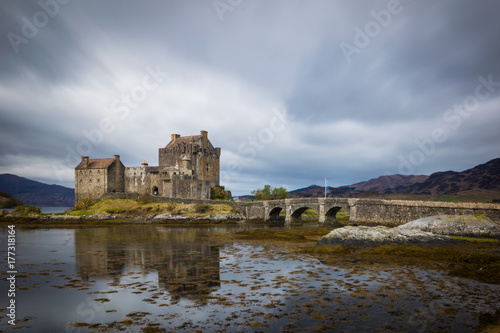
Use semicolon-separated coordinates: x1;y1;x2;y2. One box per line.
125;167;161;195
75;168;108;204
158;133;220;187
238;198;500;226
103;192;238;207
239;202;266;220
160;175;209;200
350;199;500;226
107;158;125;193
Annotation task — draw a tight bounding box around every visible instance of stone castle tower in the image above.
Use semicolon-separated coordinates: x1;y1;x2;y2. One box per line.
75;131;220;205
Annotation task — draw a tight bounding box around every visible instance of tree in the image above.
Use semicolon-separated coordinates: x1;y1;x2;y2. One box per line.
271;186;288;199
251;185;288;200
210;185;232;200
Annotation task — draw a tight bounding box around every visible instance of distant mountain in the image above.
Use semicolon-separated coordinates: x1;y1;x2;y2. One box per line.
348;174;429;193
392;158;500;197
289;185;368;198
289;158;500;200
289;185;322;193
0;174;74;206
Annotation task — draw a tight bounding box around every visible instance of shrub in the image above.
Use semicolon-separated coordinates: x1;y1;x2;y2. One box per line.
15;205;41;215
73;197;93;211
194;203;210;214
1;197;20;208
138;193;154;205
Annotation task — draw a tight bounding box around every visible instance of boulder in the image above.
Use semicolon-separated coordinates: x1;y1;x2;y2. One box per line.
152;213;173;220
317;226;459;247
88;212;115;220
213;213;245;221
395;215;500;238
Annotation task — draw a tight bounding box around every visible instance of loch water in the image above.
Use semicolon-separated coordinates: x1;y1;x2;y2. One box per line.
0;225;498;332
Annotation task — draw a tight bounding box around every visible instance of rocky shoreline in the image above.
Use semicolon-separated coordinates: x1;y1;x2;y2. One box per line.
318;214;500;247
0;210;247;224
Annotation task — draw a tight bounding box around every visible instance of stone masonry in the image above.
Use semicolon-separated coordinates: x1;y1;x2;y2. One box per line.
75;130;221;205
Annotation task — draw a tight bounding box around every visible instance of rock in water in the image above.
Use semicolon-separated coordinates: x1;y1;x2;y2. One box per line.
395;215;500;238
317;226;458;247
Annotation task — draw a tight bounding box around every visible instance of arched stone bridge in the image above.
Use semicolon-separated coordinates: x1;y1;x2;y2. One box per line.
238;198;500;226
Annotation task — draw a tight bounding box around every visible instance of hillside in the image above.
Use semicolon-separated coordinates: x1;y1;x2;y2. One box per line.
290;158;500;201
0;190;23;208
0;174;74;206
349;175;429;193
393;158;500;197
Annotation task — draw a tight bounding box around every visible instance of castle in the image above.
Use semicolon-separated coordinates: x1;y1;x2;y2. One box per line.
75;130;220;205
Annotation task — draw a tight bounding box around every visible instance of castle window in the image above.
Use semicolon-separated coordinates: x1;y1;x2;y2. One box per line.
206;163;209;172
89;178;92;183
97;178;100;183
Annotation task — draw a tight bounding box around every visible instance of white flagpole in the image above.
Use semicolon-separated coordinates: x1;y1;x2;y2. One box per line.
325;178;327;199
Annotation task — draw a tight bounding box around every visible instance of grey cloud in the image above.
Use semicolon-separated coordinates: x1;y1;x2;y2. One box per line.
0;0;499;195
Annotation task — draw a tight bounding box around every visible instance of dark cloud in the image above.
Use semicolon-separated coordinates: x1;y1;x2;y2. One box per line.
0;0;499;195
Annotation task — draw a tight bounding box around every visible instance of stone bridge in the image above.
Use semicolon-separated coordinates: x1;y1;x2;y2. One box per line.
238;198;500;226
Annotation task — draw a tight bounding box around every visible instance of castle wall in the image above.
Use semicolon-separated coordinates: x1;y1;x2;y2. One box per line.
162;175;210;200
195;149;220;186
75;132;220;206
158;137;220;186
125;167;161;195
75;169;108;204
107;160;125;193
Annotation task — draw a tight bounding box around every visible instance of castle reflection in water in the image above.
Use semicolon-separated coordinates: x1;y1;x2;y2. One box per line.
74;226;221;303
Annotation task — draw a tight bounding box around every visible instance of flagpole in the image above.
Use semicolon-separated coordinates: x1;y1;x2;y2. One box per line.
325;178;327;199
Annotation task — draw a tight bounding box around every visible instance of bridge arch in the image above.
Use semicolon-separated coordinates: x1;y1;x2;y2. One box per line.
291;206;319;223
269;207;284;220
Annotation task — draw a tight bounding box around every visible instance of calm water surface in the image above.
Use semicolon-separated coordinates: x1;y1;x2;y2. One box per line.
0;225;498;332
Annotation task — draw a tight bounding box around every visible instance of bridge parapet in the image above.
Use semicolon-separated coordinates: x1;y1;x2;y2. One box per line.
236;198;500;226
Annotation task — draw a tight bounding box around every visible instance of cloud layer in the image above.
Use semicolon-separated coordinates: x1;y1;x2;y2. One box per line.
1;0;499;194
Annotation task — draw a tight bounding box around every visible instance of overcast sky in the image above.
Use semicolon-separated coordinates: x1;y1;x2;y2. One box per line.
1;0;499;195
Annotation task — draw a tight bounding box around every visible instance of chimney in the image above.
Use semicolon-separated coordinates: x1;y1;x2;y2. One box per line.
141;160;148;168
114;155;120;161
201;130;208;148
171;134;180;141
82;156;89;169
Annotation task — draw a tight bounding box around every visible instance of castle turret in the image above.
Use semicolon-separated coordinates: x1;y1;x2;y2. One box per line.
181;155;191;169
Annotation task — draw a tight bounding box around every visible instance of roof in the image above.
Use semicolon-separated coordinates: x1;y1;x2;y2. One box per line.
165;135;202;148
76;158;115;170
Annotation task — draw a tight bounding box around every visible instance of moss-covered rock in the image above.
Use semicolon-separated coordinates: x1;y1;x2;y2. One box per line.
317;226;459;247
396;214;500;238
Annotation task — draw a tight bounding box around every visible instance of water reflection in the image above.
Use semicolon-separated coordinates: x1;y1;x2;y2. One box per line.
75;226;221;303
0;225;498;332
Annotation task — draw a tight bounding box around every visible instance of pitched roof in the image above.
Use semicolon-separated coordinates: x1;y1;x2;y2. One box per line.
76;158;115;170
165;135;202;148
